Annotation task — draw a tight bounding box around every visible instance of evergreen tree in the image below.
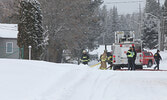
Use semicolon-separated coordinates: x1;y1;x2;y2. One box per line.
142;16;158;49
112;6;119;32
164;0;167;42
98;5;108;44
145;0;160;16
142;0;160;49
18;0;45;60
99;6;119;44
106;6;119;44
119;15;130;31
106;8;115;44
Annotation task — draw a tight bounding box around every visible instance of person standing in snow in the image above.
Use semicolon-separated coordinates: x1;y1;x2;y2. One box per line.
107;51;113;70
100;50;107;70
80;50;90;65
126;47;135;70
154;50;162;70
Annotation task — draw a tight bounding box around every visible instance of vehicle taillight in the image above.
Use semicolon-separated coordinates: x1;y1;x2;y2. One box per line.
140;59;142;62
113;55;116;63
120;44;122;47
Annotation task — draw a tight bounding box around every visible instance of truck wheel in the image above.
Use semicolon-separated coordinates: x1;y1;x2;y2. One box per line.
113;66;116;70
147;61;153;68
113;66;121;70
139;65;143;69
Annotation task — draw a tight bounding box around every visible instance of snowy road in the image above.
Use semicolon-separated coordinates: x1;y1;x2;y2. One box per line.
37;69;167;100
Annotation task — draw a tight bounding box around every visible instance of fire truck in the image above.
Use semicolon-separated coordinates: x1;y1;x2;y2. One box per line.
112;31;143;70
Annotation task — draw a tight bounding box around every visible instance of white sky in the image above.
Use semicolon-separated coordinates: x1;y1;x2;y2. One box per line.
103;0;165;14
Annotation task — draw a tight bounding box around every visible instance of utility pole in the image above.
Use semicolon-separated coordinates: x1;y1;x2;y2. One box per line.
158;0;165;51
158;20;161;51
103;16;107;45
162;16;165;51
161;6;166;51
139;3;142;39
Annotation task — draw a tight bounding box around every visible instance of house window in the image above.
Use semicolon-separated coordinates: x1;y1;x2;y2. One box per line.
6;42;13;53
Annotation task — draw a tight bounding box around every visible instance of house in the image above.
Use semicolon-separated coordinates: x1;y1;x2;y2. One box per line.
0;23;20;59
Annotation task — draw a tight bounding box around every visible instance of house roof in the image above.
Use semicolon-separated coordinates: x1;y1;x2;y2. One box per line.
0;23;18;39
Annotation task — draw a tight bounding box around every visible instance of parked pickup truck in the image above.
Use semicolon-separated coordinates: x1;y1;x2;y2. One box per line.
142;51;154;67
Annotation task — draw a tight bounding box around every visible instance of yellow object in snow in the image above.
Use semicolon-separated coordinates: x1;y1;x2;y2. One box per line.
99;67;107;70
90;62;101;68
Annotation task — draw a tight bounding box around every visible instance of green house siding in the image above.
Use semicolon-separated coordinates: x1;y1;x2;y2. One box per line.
0;38;19;59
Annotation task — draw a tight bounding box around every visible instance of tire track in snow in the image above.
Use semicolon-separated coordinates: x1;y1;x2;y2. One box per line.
37;68;92;100
86;71;116;100
101;73;117;99
88;73;102;100
58;70;92;100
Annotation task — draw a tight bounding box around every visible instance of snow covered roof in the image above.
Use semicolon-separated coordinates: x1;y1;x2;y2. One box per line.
0;23;18;39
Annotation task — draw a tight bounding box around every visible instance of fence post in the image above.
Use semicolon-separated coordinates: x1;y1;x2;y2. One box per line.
22;45;24;59
29;46;32;60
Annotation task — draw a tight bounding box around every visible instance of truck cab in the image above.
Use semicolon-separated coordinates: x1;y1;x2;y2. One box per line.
142;51;154;67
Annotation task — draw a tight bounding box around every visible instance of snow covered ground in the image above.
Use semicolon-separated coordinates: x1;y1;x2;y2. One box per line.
0;50;167;100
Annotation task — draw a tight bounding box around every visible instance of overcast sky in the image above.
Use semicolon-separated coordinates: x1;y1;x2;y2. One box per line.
103;0;165;14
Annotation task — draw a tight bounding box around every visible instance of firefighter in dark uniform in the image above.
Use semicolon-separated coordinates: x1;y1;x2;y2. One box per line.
126;47;135;70
154;50;162;70
80;50;90;65
107;52;113;69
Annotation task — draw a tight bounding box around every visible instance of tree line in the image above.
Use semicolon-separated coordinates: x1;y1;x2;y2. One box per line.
0;0;103;63
98;5;140;45
1;0;167;63
94;0;167;50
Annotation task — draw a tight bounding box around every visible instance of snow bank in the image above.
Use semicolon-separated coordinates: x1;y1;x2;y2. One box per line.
0;59;167;100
